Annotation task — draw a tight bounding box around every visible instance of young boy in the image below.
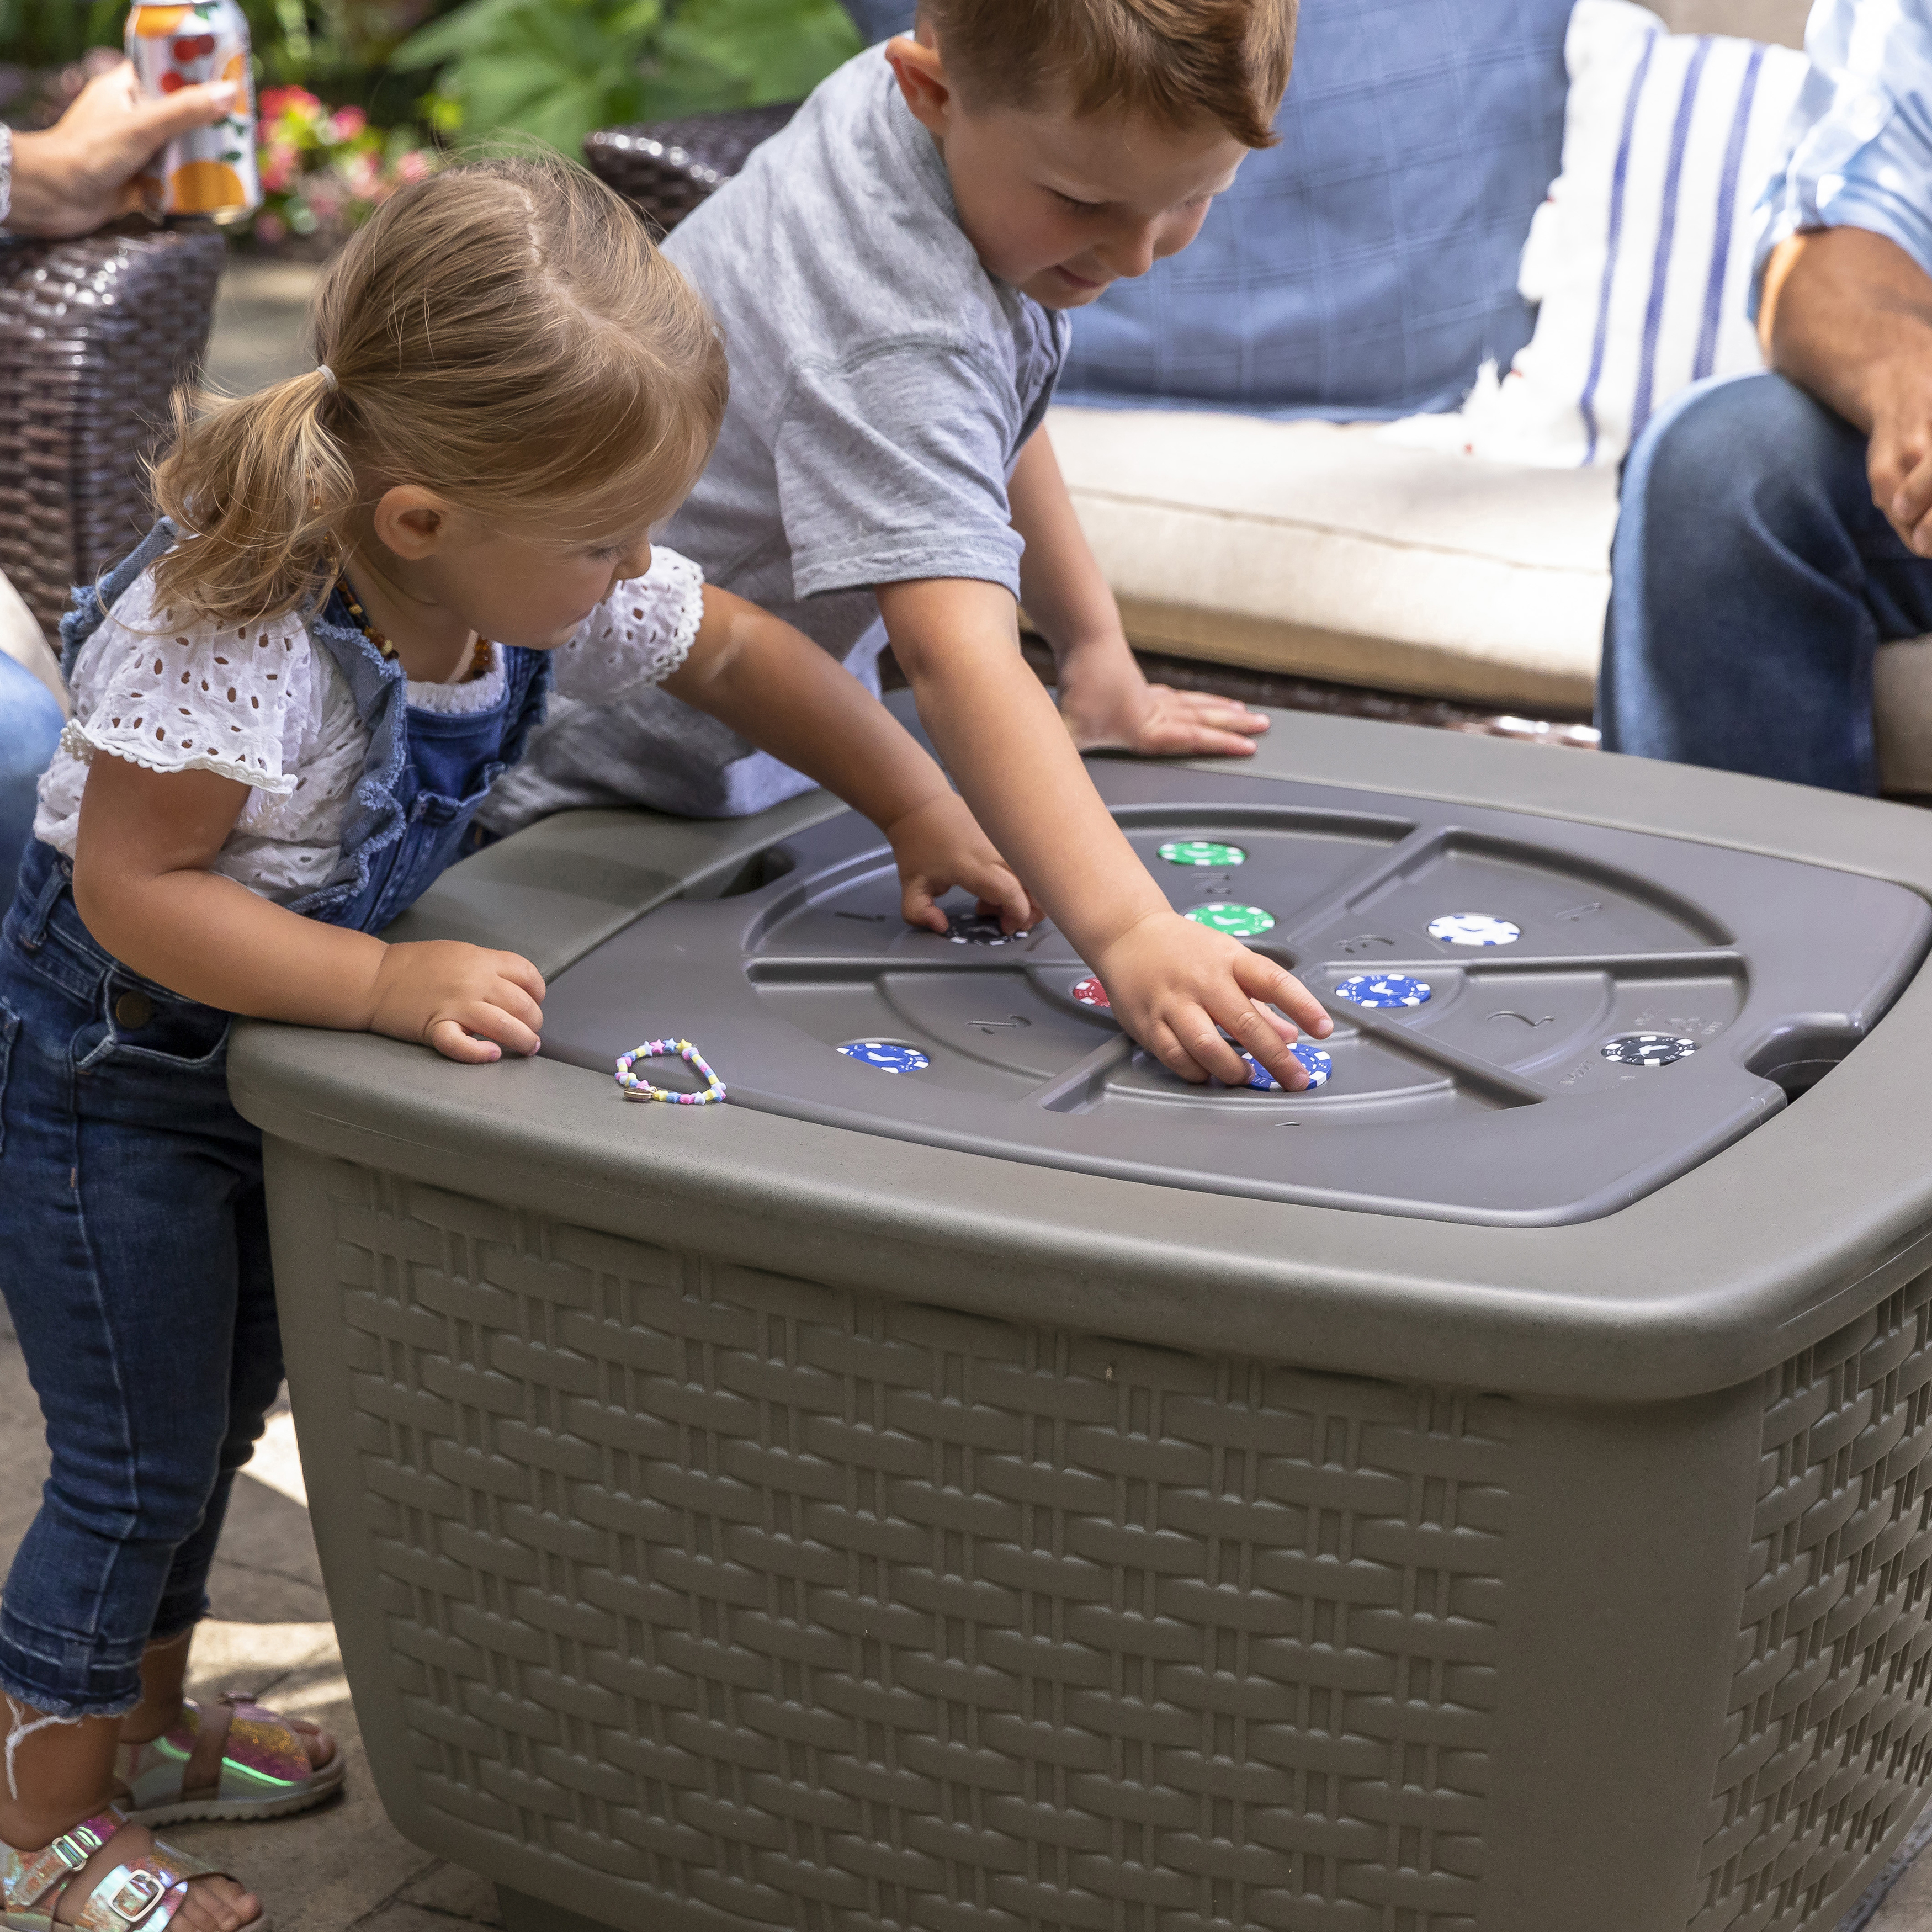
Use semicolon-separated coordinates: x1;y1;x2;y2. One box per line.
486;0;1327;1090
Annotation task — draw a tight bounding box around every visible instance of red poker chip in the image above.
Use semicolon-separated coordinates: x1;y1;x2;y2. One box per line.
1071;976;1111;1009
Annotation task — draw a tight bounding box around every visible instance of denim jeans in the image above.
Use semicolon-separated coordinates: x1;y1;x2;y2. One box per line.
0;653;62;906
1599;371;1932;794
0;840;280;1717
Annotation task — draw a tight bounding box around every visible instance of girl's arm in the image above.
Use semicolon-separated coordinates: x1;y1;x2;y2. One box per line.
72;755;545;1063
658;585;1042;933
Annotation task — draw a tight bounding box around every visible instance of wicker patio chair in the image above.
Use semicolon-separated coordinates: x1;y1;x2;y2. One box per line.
0;219;226;645
583;104;798;233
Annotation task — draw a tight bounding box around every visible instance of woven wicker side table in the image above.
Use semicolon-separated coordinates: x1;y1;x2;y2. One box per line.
0;221;226;642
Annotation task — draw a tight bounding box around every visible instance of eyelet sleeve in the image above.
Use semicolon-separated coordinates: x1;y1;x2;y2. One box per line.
553;546;705;702
58;576;307;797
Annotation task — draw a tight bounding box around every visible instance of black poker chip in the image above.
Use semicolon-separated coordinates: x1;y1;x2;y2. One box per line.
1600;1032;1696;1068
947;912;1031;945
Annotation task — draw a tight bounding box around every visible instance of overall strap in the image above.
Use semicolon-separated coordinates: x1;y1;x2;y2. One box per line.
58;518;181;681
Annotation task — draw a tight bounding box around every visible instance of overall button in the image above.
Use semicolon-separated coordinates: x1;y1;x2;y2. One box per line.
114;991;154;1030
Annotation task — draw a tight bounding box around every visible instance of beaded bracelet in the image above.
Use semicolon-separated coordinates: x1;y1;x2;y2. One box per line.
614;1038;727;1105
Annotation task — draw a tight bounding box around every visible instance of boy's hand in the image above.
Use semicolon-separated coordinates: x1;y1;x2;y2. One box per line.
1057;646;1268;759
368;941;548;1064
887;792;1045;935
1091;910;1331;1089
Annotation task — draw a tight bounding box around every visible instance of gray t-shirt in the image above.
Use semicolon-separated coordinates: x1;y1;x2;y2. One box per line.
482;48;1069;829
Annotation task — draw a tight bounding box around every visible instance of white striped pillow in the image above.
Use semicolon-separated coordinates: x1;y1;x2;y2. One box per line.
1384;0;1807;469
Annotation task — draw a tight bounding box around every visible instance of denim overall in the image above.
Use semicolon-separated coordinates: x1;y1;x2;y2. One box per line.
0;522;550;1716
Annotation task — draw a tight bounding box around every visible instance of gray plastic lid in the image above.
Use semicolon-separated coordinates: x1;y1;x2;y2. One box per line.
538;761;1930;1227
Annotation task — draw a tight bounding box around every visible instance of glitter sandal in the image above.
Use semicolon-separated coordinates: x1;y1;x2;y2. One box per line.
116;1695;342;1827
1;1806;267;1930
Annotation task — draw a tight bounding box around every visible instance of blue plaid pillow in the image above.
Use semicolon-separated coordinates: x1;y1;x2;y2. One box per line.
1060;0;1575;417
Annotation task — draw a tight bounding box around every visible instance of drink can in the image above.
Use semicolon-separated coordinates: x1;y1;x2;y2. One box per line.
125;0;262;222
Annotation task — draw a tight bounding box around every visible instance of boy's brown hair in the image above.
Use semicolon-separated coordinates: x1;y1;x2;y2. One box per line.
919;0;1296;148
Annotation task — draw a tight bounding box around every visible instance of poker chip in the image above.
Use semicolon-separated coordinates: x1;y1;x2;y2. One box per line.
839;1041;930;1073
947;912;1030;945
1427;913;1520;948
1600;1032;1696;1068
1335;972;1431;1009
1186;903;1276;937
1070;976;1111;1009
1240;1043;1333;1091
1160;840;1246;868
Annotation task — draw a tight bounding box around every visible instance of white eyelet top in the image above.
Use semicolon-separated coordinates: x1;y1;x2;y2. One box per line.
34;546;705;904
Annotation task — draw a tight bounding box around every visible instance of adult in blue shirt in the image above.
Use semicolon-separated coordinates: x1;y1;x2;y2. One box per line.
1599;0;1932;793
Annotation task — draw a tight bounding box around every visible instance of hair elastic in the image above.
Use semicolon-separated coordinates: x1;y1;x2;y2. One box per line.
315;363;338;392
614;1038;726;1105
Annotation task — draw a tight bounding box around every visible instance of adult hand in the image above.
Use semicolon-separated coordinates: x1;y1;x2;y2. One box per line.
7;61;238;238
1867;355;1932;558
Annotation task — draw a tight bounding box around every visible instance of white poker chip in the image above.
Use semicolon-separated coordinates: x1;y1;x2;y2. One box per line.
1600;1032;1696;1068
1335;973;1431;1009
1428;913;1520;948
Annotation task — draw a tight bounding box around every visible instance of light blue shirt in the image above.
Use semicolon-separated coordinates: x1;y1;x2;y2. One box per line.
1753;0;1932;310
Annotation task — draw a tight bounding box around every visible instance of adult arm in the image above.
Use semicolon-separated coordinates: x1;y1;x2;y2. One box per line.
4;62;236;237
1007;428;1267;756
1760;227;1932;556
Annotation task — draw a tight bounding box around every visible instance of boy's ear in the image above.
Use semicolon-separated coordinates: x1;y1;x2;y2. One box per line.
884;31;954;136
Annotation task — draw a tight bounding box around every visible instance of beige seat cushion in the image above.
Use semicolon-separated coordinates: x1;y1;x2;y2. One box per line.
1048;404;1620;713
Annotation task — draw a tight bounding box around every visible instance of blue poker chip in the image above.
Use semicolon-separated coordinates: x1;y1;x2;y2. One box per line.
1240;1043;1333;1091
1428;912;1520;947
1335;972;1431;1009
839;1041;931;1073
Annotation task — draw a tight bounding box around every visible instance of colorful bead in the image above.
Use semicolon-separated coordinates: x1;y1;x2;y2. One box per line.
614;1037;727;1104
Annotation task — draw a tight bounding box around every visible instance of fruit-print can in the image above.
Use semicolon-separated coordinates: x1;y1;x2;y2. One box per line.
125;0;261;222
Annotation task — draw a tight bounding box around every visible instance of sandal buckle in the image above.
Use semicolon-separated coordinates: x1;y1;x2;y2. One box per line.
48;1827;99;1871
104;1866;167;1925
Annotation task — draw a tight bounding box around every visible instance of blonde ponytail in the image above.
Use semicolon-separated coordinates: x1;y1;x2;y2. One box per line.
149;365;353;629
141;154;727;633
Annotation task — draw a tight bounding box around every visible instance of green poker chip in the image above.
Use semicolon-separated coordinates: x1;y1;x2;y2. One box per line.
1186;902;1275;936
1160;840;1246;868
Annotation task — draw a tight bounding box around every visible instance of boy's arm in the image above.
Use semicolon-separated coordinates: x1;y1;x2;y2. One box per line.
878;575;1330;1089
657;585;1039;932
1007;428;1268;758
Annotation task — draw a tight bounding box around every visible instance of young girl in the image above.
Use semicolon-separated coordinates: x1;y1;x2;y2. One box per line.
0;156;1037;1931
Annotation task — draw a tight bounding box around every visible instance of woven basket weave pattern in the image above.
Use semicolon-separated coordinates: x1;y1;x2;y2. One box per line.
584;107;799;233
1694;1268;1932;1931
330;1164;1510;1931
0;224;225;641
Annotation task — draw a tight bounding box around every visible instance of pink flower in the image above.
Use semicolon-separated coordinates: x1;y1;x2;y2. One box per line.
253;211;288;245
257;141;300;192
394;150;434;184
327;105;368;142
344;151;384;200
259;85;323;125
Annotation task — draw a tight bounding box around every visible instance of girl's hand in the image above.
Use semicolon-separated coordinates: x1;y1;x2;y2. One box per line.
1091;910;1331;1090
886;792;1044;935
368;941;548;1064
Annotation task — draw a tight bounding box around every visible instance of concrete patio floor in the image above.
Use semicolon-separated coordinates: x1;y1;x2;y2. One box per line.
1;252;1918;1932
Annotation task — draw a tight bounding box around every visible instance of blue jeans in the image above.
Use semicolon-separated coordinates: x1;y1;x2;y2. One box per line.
0;840;280;1717
0;654;63;904
1599;371;1932;794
